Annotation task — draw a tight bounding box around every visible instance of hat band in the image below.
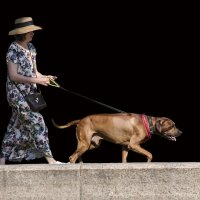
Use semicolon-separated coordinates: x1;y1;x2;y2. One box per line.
15;21;34;28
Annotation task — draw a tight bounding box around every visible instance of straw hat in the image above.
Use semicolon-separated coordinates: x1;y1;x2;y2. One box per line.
8;17;42;35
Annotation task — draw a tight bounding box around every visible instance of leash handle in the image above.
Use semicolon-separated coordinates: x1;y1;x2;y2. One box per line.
48;78;60;87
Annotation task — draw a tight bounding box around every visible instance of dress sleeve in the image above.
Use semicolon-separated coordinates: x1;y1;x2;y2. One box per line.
6;43;19;64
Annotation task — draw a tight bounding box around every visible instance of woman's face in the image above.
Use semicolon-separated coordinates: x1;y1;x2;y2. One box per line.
25;31;34;42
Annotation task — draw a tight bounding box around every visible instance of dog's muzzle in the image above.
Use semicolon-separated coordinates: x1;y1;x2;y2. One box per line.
165;129;182;141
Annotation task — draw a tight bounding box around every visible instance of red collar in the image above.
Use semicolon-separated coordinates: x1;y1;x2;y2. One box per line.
141;114;151;139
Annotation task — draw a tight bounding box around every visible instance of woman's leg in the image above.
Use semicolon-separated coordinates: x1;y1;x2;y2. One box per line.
19;110;55;161
0;110;19;163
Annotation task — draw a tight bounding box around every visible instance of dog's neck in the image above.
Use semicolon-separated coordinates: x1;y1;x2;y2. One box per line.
141;114;156;139
147;115;156;135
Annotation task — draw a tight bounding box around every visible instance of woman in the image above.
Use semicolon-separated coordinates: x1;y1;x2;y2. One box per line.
0;17;62;164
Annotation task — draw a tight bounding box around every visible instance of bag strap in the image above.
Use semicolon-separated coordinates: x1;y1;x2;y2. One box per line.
13;82;26;97
28;44;42;94
13;43;42;97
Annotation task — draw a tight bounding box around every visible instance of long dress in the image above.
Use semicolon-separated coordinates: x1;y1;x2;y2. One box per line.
0;41;53;162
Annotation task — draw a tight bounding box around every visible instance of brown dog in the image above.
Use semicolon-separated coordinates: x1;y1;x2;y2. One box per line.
52;113;182;163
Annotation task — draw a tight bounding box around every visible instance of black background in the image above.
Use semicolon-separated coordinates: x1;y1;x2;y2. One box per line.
0;2;198;163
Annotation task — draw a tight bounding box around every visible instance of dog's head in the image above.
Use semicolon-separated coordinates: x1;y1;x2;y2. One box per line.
155;117;182;141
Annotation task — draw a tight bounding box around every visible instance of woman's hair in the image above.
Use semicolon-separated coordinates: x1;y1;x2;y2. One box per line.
14;33;26;42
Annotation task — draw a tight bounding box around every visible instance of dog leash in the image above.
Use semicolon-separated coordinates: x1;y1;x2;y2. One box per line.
49;79;127;113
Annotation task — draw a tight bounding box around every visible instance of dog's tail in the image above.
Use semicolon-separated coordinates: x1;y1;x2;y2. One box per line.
51;118;80;129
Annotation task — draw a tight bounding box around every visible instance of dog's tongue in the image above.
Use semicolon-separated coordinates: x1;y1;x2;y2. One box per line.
169;136;176;141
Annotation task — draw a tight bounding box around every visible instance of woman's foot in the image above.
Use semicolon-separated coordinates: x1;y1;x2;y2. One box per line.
45;156;58;164
55;161;68;164
45;156;67;164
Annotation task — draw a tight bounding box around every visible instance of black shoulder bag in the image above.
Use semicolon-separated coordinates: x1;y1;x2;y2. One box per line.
14;82;47;112
24;88;47;112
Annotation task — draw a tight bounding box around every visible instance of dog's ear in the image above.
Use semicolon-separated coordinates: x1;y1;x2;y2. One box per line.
155;118;168;132
155;120;162;133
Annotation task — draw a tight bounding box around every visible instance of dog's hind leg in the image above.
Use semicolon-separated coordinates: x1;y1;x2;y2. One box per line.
69;142;90;163
78;157;83;163
74;136;101;163
69;128;93;163
89;136;102;150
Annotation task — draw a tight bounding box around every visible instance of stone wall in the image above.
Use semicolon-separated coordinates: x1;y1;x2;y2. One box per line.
1;163;200;200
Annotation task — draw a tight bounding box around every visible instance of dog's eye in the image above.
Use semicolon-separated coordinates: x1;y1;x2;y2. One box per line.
164;124;175;132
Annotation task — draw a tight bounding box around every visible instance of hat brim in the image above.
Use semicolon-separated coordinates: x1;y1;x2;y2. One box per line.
8;25;42;35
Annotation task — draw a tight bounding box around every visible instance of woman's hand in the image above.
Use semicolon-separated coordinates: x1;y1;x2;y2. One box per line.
36;76;51;86
35;75;58;86
36;71;57;81
46;75;57;81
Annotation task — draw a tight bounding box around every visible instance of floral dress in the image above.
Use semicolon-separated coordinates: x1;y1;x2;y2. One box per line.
0;41;53;162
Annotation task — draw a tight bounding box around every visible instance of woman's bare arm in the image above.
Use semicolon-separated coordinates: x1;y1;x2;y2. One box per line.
7;61;50;86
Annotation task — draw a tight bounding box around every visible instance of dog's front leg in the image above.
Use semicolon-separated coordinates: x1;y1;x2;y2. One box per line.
122;146;129;163
128;143;153;162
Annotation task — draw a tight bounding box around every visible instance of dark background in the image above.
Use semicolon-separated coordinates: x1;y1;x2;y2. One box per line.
0;3;198;163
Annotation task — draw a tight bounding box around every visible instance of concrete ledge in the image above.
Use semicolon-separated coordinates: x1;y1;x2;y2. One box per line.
1;163;200;200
